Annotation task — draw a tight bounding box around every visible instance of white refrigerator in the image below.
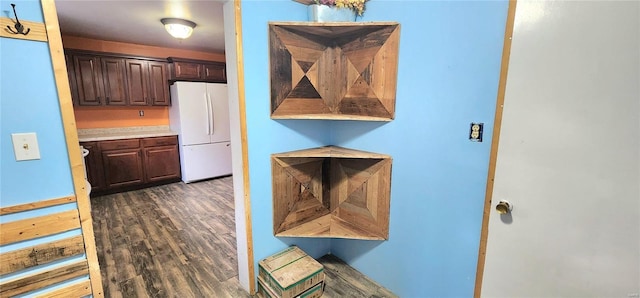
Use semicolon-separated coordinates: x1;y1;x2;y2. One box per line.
169;81;232;183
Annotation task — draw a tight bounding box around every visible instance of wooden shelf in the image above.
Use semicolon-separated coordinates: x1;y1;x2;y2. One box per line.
269;22;400;121
271;146;392;240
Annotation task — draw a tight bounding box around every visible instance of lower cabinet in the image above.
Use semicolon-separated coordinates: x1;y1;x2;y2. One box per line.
81;136;180;195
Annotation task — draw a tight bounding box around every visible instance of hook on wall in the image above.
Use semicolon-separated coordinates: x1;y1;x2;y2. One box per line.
5;3;30;36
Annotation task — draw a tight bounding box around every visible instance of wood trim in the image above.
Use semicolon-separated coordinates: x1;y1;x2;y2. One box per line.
35;279;92;298
40;0;104;296
234;0;256;294
0;17;47;42
0;210;81;246
0;260;89;297
62;35;225;62
0;235;85;275
0;195;76;215
474;1;518;297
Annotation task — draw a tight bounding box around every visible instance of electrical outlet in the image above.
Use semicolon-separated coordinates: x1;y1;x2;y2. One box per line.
11;132;41;161
469;123;483;142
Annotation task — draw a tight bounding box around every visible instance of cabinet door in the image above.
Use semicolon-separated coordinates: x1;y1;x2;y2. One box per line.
65;54;79;106
101;57;128;105
125;59;149;106
148;61;170;106
203;63;226;82
173;61;202;79
80;142;106;192
102;149;144;188
143;145;181;182
74;55;104;106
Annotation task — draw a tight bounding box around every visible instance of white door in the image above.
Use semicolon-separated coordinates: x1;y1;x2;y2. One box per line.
206;83;231;143
170;81;210;146
482;1;639;297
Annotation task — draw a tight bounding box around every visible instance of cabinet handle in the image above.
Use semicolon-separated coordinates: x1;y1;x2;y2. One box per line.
97;97;101;104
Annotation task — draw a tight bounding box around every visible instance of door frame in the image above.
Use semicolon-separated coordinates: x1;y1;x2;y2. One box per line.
473;1;517;297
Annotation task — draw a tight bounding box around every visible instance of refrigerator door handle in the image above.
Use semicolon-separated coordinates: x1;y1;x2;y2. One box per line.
204;92;211;135
208;93;215;134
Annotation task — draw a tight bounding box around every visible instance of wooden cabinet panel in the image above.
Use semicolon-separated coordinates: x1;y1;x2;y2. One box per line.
80;142;105;192
143;145;181;182
203;63;226;82
99;139;140;151
101;57;128;105
65;54;79;106
102;149;144;188
148;62;170;106
73;55;104;106
141;136;178;147
173;61;202;80
84;136;180;195
168;58;227;83
125;59;149;106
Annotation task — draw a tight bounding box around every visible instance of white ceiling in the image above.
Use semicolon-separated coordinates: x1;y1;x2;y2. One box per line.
55;0;227;54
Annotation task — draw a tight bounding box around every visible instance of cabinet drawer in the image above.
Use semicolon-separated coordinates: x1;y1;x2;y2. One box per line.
141;136;178;147
99;139;140;151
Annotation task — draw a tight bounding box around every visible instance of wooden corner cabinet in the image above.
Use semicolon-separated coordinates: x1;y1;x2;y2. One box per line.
167;57;227;83
81;136;181;196
271;146;392;240
65;50;170;106
269;22;400;121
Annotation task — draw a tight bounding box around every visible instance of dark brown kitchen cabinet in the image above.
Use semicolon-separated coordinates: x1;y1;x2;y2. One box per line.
168;57;226;83
65;54;79;106
142;137;180;182
102;149;145;188
80;141;105;192
66;50;170;107
101;57;128;105
80;136;180;196
73;54;104;106
126;59;170;106
148;62;171;106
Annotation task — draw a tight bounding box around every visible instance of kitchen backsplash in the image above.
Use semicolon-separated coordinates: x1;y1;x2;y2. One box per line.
74;106;169;129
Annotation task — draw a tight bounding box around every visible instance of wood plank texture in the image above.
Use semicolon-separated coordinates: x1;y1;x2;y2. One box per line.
232;0;256;293
41;0;104;295
0;235;85;275
91;177;395;297
0;17;47;42
319;254;397;298
35;279;92;298
269;22;400;121
0;260;89;297
0;195;75;215
0;210;80;246
272;146;392;239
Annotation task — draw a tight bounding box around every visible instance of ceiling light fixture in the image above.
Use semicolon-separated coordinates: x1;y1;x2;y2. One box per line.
161;18;196;39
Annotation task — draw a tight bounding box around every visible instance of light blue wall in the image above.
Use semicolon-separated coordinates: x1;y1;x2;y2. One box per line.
329;1;508;297
241;1;507;296
241;0;333;271
0;0;88;295
0;0;74;204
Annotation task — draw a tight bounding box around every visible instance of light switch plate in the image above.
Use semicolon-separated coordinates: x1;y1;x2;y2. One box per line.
11;132;41;161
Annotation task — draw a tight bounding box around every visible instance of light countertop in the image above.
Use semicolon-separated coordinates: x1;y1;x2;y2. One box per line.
77;126;178;142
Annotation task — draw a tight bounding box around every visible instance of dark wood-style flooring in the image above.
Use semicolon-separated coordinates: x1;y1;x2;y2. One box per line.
91;176;396;297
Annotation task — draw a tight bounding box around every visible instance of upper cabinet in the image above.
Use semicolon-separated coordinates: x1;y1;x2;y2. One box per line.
66;50;170;107
168;57;227;83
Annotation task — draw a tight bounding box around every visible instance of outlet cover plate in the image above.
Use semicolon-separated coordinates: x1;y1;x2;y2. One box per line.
11;132;41;161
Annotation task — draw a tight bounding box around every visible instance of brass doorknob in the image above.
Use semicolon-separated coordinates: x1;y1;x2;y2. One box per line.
496;200;513;214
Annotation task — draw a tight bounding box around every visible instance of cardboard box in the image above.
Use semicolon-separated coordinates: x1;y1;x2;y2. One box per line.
258;246;325;298
258;275;324;298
